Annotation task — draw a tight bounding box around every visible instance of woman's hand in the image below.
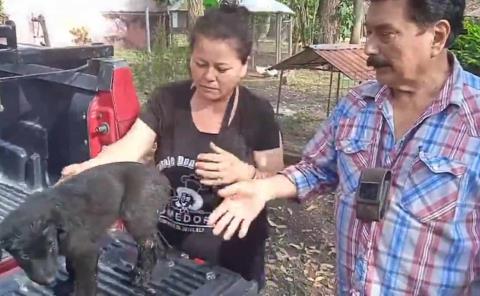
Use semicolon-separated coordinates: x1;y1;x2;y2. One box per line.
196;142;255;186
56;160;97;185
208;180;271;240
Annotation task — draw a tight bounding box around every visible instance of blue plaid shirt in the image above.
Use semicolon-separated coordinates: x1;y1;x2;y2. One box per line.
282;55;480;295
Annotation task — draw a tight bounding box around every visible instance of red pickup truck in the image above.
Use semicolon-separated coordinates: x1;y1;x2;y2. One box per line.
0;21;258;296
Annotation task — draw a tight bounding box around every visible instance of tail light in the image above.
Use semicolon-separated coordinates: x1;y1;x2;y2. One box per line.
87;67;140;158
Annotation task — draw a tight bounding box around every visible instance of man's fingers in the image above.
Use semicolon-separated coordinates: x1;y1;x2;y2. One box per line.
212;211;234;236
217;183;243;198
208;201;229;226
239;219;252;239
223;216;243;240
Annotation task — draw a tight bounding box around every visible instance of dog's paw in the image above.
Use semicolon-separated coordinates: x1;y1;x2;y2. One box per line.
131;270;155;295
132;285;156;296
51;279;74;296
131;268;151;288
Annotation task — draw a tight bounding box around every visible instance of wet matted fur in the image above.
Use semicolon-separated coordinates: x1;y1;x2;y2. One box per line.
0;162;170;296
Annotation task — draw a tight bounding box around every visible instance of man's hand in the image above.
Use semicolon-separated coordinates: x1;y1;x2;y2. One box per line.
196;142;255;186
208;180;272;240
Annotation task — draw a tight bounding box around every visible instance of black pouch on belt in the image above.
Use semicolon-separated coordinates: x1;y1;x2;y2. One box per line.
355;117;392;222
355;168;391;222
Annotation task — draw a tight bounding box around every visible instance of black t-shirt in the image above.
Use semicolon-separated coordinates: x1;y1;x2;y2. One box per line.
140;80;280;284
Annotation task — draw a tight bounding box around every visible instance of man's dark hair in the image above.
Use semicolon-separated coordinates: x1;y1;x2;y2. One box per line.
189;4;252;64
371;0;466;47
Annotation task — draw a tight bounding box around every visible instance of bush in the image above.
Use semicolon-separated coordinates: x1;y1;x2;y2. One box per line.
124;31;190;102
451;19;480;76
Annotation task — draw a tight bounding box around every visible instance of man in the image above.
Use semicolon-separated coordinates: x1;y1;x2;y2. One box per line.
208;0;480;294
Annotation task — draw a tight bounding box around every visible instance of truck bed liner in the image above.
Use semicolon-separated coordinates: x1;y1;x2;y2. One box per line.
0;231;258;296
0;183;29;262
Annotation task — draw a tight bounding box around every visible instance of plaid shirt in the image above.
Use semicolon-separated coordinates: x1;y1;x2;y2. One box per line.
282;55;480;295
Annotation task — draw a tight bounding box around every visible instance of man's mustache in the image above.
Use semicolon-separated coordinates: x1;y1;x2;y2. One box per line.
366;55;391;68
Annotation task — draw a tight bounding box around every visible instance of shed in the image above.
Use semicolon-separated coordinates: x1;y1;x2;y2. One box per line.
270;44;376;116
168;0;189;33
239;0;295;68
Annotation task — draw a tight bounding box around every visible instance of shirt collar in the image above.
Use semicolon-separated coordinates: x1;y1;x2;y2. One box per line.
358;51;465;109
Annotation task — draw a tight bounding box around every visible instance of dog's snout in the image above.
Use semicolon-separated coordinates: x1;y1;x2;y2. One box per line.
33;276;56;286
45;276;56;286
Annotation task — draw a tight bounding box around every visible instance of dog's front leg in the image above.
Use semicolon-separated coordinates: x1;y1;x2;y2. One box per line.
71;252;99;296
67;238;99;296
132;235;159;290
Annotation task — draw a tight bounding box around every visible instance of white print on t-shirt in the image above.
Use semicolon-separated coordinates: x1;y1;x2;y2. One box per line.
159;174;211;232
175;186;203;211
157;155;196;171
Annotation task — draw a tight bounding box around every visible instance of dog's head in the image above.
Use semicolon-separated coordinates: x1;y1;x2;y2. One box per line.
0;219;60;285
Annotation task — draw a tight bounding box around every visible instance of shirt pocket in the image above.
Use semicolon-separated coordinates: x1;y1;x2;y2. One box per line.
335;139;371;194
400;151;466;223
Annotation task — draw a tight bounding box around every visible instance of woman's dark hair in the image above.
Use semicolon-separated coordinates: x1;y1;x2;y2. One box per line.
189;4;252;64
371;0;465;48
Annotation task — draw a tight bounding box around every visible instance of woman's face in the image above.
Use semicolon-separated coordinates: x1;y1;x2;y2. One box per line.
190;36;247;102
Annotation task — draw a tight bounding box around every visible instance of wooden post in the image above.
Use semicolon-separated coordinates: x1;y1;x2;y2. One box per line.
146;7;151;53
251;14;256;69
327;70;334;116
335;72;341;104
275;13;282;64
276;70;284;115
288;16;293;57
38;15;50;47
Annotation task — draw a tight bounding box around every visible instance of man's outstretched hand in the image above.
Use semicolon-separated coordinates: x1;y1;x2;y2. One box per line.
208;180;271;240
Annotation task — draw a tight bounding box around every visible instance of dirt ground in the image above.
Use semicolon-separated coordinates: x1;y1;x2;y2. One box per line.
243;72;338;296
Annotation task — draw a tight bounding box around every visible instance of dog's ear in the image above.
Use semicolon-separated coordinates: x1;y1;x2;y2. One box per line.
0;226;12;258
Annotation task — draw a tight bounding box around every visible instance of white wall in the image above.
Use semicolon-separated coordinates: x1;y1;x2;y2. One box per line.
4;0;160;47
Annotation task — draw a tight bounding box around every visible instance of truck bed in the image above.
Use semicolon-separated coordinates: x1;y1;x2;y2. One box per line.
0;182;29;264
0;185;258;295
0;185;258;296
0;229;258;296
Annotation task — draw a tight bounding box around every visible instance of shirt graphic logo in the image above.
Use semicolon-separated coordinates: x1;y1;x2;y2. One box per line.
173;174;206;212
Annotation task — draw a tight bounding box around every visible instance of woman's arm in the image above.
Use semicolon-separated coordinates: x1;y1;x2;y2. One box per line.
60;119;156;180
252;132;284;178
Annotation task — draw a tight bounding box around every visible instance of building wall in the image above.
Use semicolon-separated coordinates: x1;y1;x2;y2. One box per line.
4;0;160;47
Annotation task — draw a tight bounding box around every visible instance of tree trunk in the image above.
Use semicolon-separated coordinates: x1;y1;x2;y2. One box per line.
188;0;205;30
317;0;341;44
350;0;364;44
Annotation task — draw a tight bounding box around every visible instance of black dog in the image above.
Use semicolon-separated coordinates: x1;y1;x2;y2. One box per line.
0;161;170;296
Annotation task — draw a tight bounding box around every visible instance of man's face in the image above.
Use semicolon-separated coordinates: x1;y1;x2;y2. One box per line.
365;0;437;87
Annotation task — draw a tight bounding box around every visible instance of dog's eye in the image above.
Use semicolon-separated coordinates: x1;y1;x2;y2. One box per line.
20;254;30;260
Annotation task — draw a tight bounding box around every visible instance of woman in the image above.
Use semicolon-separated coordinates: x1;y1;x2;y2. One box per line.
61;5;283;289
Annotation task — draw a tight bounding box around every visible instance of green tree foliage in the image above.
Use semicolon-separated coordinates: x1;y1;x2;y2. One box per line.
0;0;7;23
279;0;320;48
337;0;354;41
279;0;354;46
204;0;218;9
125;30;190;101
451;19;480;75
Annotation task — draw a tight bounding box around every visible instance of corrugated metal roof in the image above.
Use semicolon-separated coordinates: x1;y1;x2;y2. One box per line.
270;44;376;82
